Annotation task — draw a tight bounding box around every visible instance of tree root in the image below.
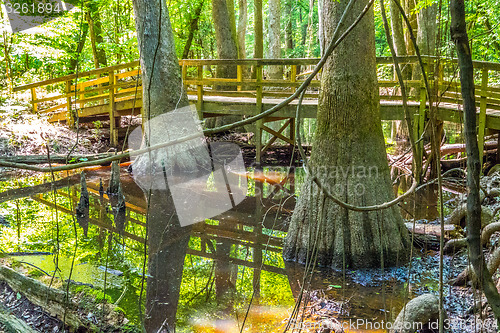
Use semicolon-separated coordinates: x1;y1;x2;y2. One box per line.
451;246;500;286
443;221;500;254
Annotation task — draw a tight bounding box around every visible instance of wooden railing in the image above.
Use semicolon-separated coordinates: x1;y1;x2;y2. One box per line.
13;56;500;155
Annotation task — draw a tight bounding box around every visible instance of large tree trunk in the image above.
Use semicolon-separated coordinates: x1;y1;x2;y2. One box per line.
283;0;410;269
212;0;238;79
208;0;242;128
412;2;437;80
132;0;197;330
267;0;282;79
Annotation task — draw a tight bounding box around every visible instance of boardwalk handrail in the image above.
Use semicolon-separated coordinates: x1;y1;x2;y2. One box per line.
13;55;500;93
12;55;500;163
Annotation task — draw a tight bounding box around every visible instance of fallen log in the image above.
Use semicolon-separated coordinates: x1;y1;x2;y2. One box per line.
0;304;38;333
0;152;119;165
405;222;460;250
441;148;497;170
430;140;498;157
0;265;120;332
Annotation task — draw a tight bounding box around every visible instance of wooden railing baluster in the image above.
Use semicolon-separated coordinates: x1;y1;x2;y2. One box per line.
197;65;204;119
109;70;117;147
65;80;74;127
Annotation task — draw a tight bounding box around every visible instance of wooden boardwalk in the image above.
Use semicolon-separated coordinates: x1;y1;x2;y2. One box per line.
13;56;500;163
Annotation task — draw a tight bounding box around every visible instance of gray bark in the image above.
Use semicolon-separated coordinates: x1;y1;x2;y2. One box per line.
132;0;195;330
212;0;238;79
237;0;247;59
267;0;283;79
284;0;294;53
318;0;324;55
412;2;437;80
389;0;406;57
283;0;410;269
254;0;264;58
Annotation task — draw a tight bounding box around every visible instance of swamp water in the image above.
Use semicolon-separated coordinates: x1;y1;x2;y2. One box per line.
0;164;469;332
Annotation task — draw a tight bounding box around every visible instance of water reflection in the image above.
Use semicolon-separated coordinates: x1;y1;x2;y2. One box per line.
0;164;427;332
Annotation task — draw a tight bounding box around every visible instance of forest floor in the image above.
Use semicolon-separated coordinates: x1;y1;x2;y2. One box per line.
0;107;109;157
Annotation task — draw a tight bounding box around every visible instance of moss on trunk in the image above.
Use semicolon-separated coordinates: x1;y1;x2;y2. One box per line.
283;0;410;269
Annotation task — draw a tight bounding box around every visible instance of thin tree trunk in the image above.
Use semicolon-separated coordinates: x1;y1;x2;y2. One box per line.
305;0;315;57
267;0;282;78
69;23;89;73
237;0;247;59
2;32;12;92
86;4;107;68
318;0;324;55
182;0;204;59
389;0;406;57
254;0;263;58
284;0;294;54
404;0;417;57
451;0;500;323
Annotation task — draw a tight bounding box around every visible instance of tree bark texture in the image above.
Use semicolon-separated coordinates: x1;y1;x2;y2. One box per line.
212;0;239;79
283;0;410;269
284;0;294;53
389;0;406;57
182;0;204;59
86;2;107;68
254;0;263;58
132;0;197;330
267;0;283;79
237;0;247;59
450;0;500;322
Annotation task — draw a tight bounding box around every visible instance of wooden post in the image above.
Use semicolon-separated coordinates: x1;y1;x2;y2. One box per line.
237;64;243;92
65;80;75;127
478;69;489;168
109;70;118;147
290;65;297;93
182;64;188;92
30;87;37;113
197;65;204;119
255;65;263;165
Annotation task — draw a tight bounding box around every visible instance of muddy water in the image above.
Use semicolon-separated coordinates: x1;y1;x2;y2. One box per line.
0;165;460;332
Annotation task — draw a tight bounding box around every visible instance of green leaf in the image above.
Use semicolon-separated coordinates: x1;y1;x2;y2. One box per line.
16;292;21;300
329;285;342;289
